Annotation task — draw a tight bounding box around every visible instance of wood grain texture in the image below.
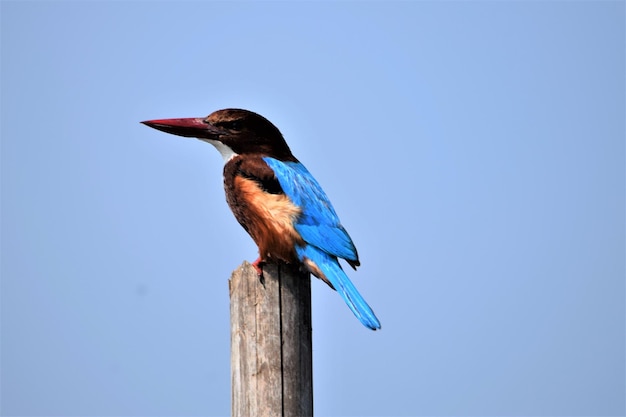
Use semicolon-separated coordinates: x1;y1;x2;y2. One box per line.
230;261;313;417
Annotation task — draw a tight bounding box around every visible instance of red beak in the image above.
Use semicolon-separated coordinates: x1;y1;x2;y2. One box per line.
141;117;226;139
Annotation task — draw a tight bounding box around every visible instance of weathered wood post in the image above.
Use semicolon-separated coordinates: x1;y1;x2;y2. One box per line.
229;261;313;417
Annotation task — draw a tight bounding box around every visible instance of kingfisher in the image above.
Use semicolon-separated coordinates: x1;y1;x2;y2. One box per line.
141;109;381;330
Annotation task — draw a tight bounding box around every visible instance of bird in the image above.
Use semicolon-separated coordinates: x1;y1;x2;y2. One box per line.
141;109;381;330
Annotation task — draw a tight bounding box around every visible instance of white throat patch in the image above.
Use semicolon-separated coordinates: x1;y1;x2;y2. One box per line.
203;139;238;163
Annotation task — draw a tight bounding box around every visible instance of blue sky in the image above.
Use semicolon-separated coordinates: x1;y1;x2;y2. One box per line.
2;1;624;416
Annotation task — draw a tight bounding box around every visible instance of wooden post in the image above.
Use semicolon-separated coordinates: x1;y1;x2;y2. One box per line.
229;261;313;417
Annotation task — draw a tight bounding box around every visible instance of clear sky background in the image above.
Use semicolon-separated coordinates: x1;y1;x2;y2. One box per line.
2;2;624;416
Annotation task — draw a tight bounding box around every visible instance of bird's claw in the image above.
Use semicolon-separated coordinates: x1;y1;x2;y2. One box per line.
251;257;264;276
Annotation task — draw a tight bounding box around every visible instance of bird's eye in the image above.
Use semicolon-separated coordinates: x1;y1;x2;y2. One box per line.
223;120;242;131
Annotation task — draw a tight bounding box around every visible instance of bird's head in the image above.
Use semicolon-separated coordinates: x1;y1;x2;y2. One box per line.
141;108;296;162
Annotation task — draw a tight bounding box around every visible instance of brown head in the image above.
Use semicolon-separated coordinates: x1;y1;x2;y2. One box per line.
141;108;297;162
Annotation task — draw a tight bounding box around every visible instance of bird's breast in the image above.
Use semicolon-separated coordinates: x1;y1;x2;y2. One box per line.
226;173;304;262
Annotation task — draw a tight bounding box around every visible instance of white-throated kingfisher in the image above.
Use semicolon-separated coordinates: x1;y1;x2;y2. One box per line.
142;109;381;330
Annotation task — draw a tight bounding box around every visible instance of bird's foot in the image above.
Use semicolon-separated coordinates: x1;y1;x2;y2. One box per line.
251;257;264;275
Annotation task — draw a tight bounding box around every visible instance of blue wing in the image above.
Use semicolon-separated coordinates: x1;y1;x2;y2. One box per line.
263;157;358;264
264;157;380;330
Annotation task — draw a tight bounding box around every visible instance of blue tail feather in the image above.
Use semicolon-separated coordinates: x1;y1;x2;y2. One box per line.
296;245;381;330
